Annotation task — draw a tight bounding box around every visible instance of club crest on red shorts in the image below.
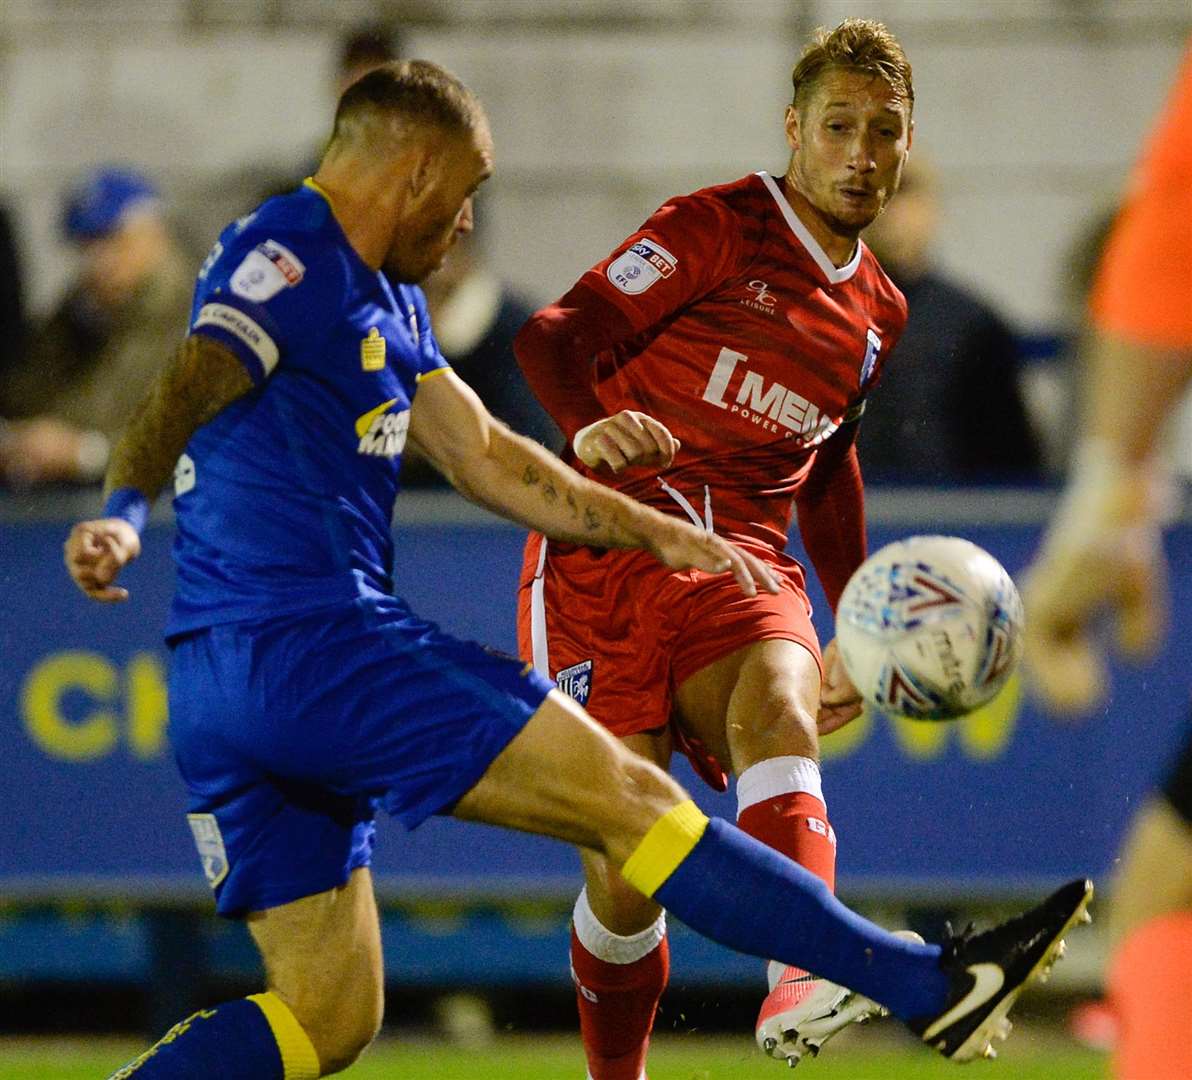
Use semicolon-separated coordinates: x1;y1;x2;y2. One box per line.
555;659;593;706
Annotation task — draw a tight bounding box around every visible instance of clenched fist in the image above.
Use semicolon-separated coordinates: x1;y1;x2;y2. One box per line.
574;411;680;473
64;518;142;602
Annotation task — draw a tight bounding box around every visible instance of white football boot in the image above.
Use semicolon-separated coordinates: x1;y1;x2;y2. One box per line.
755;931;926;1067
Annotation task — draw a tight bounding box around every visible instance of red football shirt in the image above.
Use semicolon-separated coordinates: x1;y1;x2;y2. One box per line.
518;170;907;560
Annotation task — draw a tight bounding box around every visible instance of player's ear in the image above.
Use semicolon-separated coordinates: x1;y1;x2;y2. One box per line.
784;104;801;152
407;146;442;202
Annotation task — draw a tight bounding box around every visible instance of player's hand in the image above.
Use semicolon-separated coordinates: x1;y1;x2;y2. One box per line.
575;411;680;473
1021;529;1166;715
817;638;864;735
648;518;781;598
64;518;142;602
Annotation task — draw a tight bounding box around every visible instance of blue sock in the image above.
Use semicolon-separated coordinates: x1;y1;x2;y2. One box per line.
646;814;950;1021
106;993;320;1079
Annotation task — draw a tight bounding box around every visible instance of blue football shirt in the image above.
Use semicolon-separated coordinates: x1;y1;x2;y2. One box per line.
167;181;449;638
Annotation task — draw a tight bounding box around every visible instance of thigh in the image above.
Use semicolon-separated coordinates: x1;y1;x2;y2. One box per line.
518;535;677;736
676;638;822;773
452;690;687;870
670;547;823;774
248;866;383;1050
170;625;378;919
670;542;821;695
232;597;555;831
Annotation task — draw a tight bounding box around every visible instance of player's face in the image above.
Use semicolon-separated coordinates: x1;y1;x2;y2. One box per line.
386;125;494;284
784;69;912;241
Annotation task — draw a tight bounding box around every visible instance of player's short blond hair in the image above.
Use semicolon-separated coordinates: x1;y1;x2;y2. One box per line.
791;18;913;115
331;58;485;144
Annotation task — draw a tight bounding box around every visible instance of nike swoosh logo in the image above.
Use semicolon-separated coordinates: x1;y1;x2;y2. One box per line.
355;398;398;438
923;963;1005;1041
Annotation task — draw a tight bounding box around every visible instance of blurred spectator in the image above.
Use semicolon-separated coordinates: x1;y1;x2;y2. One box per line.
335;21;404;98
857;160;1043;483
0;167;192;488
403;231;562;487
249;22;407;209
0;201;28;385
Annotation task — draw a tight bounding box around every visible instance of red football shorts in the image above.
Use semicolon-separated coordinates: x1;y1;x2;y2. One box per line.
517;532;821;784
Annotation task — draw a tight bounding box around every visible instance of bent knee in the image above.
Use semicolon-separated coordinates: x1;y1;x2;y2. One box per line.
291;985;383;1075
598;756;691;869
735;707;820;766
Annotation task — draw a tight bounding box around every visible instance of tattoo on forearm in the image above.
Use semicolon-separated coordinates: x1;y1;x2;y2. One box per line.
566;490;579;518
584;507;601;532
541;480;558;503
522;464;540;486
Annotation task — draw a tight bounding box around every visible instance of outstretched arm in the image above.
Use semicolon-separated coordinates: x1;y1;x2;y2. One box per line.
1023;331;1192;711
408;369;779;596
64;335;254;601
1023;46;1192;712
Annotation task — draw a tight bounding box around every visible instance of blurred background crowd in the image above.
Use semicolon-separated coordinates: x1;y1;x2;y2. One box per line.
1;0;1188;496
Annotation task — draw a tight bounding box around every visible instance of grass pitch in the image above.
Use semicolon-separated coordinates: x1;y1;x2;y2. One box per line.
0;1032;1107;1079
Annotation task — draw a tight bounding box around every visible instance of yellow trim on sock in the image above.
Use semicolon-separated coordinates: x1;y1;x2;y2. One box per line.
620;800;709;897
249;992;321;1080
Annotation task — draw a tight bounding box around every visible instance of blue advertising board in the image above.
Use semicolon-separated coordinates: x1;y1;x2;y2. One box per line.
2;497;1188;902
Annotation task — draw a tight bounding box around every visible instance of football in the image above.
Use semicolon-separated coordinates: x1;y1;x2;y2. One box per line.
835;535;1024;721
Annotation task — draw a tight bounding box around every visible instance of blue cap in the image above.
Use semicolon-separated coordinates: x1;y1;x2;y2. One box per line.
62;167;160;240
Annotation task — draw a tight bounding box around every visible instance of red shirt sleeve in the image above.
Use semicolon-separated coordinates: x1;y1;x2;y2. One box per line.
514;282;636;442
793;422;866;613
515;192;743;441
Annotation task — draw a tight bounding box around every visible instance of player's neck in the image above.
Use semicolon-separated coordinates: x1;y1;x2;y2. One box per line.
310;164;397;271
780;175;859;267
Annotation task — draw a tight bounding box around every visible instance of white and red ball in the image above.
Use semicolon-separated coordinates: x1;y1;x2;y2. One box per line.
835;535;1024;721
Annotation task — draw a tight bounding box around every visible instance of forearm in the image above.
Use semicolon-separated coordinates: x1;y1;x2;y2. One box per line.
453;421;663;550
1044;330;1192;545
1084;331;1192;465
104;335;253;503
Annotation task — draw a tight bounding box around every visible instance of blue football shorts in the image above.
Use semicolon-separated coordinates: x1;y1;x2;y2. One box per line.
168;594;554;917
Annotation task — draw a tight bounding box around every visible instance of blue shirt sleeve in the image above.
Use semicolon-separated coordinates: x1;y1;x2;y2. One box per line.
190;230;347;385
408;285;451;382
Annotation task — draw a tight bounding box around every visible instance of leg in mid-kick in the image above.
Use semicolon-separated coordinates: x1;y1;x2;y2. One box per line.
454;687;1094;1063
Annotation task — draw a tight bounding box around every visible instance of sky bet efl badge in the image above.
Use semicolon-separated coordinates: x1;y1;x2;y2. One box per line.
607;238;677;295
361;326;386;371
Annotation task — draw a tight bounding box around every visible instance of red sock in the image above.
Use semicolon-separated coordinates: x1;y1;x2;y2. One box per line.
737;758;836;891
738;757;835;1003
570;895;669;1080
